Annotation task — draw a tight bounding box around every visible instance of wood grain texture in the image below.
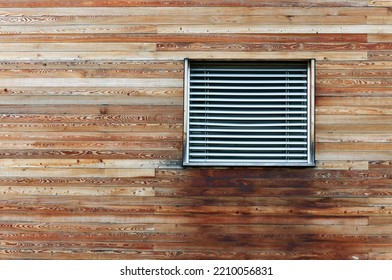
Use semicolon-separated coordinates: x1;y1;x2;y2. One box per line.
0;7;385;17
0;1;391;260
0;1;370;8
0;34;369;44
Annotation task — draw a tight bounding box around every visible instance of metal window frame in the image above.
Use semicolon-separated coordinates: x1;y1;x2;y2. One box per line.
183;58;315;167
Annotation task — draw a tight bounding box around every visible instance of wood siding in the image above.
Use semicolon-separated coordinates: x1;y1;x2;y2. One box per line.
0;0;391;260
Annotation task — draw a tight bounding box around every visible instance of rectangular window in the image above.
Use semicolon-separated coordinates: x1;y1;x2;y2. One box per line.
183;59;315;167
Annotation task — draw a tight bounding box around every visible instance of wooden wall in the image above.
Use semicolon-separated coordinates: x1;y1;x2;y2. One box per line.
0;0;391;260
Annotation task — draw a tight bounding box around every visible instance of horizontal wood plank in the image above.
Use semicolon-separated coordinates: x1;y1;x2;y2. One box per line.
0;33;369;44
0;168;156;178
157;42;392;52
0;96;183;105
0;149;182;160
0;131;182;141
0;2;371;8
316;106;392;115
158;24;392;34
368;0;392;6
0;15;368;25
0;87;183;97
0;78;182;88
0;51;370;61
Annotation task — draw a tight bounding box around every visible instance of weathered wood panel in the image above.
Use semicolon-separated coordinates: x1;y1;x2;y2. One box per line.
0;0;391;260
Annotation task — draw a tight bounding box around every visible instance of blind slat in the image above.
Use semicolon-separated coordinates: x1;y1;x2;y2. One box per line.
189;86;307;90
190;147;307;151
189;98;306;102
189;152;308;157
190;140;307;144
190;104;307;109
190;92;307;96
189;134;308;139
191;74;306;78
190;116;307;120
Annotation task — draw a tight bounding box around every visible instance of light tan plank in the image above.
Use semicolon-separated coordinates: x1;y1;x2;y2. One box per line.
0;43;156;52
0;0;369;8
316;133;392;143
370;253;392;260
0;104;183;115
0;168;155;178
368;51;392;61
0;78;182;88
317;124;391;133
317;61;392;70
316;106;392;115
317;87;392;97
367;16;392;24
0;132;181;142
0;96;183;105
0;213;369;226
369;198;392;206
368;34;392;43
315;160;369;170
0;150;180;160
316;151;392;160
317;97;392;106
167;51;368;61
0;123;182;132
316;115;392;125
318;78;392;88
317;69;392;78
0;24;156;34
317;143;392;151
158;24;392;34
0;60;183;70
0;87;183;97
369;217;392;225
0;69;182;79
368;0;392;6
